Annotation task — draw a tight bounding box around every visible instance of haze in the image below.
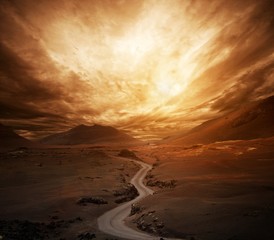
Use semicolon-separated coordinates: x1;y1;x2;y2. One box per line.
1;0;274;140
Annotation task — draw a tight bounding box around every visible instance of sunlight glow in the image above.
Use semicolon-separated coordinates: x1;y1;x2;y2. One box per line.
41;0;233;128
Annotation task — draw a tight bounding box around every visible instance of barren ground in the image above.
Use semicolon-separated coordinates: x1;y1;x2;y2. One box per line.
128;137;274;240
1;138;274;240
0;146;139;240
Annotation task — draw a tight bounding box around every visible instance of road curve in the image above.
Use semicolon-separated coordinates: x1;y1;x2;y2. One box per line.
97;159;182;240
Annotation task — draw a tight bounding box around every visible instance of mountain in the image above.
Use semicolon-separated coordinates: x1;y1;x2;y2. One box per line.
40;124;141;145
0;123;35;150
168;95;274;145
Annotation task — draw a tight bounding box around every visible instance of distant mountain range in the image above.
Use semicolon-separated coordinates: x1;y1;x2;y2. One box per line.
39;124;141;145
0;124;35;150
1;95;274;149
166;95;274;145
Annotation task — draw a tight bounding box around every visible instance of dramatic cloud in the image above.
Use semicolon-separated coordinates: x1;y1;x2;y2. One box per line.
0;0;274;140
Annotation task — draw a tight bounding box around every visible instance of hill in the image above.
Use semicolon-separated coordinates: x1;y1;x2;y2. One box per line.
0;123;35;150
168;95;274;145
40;124;141;145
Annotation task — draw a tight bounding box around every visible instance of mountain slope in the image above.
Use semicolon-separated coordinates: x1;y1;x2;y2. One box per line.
0;123;35;150
169;95;274;145
40;124;141;145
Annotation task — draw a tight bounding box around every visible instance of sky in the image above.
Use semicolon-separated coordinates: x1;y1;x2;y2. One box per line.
0;0;274;140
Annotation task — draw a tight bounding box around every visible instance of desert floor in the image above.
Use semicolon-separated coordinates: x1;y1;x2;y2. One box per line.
129;137;274;240
1;138;274;240
0;146;140;240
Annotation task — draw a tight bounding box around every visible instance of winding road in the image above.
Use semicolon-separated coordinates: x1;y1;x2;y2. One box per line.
97;159;182;240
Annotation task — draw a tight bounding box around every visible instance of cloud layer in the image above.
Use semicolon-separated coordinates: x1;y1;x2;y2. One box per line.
1;0;274;139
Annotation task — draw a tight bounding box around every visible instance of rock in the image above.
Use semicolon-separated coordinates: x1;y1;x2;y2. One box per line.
118;149;139;160
77;232;96;239
114;183;139;204
130;203;142;216
77;197;108;205
135;212;166;235
156;222;164;228
50;215;59;220
146;179;177;189
68;217;83;223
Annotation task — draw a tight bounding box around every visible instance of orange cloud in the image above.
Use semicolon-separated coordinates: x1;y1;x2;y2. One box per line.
0;0;274;140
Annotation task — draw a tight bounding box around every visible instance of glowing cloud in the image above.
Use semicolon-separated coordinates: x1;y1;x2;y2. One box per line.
0;0;274;139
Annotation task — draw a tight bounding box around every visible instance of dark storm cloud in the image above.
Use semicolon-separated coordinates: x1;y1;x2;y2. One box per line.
0;40;98;137
0;42;62;102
